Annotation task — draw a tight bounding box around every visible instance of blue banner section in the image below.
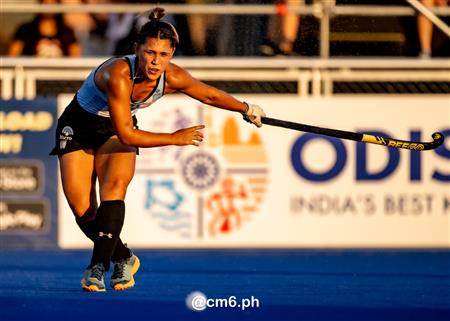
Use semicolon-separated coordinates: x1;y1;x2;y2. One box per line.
0;98;58;249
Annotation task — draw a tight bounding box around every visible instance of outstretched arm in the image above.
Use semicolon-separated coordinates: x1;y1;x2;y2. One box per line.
167;63;266;127
167;63;246;112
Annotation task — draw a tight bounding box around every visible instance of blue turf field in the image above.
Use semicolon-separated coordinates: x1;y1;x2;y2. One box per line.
0;250;449;321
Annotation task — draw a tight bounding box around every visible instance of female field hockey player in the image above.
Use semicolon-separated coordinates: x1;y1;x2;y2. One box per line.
50;7;265;292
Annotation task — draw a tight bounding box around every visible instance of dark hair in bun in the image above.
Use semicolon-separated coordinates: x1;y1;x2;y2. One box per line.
138;7;179;48
148;7;165;21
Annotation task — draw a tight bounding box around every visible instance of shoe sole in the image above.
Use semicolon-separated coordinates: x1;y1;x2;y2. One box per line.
81;279;106;292
112;256;140;291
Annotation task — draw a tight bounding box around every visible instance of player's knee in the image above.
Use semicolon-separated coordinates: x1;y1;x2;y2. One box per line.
68;199;96;218
100;179;130;197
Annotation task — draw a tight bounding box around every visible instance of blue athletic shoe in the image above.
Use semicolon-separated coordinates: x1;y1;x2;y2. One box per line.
81;263;106;292
110;255;140;291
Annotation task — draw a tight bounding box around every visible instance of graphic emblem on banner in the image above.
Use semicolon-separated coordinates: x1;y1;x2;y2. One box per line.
145;179;191;238
182;152;220;190
142;105;268;239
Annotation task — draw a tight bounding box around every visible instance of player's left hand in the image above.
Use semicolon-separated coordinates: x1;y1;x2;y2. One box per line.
243;102;266;128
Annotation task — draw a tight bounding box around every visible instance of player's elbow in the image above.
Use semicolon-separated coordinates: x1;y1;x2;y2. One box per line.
203;89;221;106
116;129;135;147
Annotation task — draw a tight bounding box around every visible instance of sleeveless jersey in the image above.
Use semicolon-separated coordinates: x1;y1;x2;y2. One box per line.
76;54;165;117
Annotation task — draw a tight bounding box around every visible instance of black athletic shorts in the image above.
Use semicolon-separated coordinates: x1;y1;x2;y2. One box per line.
49;96;138;155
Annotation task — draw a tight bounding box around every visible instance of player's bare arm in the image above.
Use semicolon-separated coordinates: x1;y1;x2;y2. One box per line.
166;63;266;127
166;63;248;113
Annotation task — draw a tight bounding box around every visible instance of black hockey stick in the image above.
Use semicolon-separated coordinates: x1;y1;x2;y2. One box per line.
261;117;444;151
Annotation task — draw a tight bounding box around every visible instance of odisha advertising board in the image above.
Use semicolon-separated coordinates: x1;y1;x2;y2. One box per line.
290;129;449;182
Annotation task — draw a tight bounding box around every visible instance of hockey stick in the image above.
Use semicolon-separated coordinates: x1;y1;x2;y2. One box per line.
261;117;444;151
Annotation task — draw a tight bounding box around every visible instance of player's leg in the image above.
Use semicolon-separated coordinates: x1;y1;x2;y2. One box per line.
59;147;129;256
59;149;107;292
74;170;98;242
59;149;96;220
92;136;140;290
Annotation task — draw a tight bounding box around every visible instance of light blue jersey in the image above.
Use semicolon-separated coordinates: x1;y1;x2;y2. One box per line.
76;55;165;117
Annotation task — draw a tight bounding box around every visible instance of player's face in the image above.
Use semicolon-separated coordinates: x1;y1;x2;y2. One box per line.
135;37;175;81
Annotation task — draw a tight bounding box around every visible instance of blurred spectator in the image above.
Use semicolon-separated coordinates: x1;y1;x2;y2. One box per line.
63;0;111;56
105;13;136;55
417;0;449;58
111;14;147;56
279;0;302;54
185;0;220;55
220;0;269;56
62;0;96;48
81;0;110;56
7;0;80;57
260;0;303;56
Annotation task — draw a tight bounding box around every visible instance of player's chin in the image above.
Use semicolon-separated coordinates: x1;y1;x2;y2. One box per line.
145;74;158;81
146;70;161;80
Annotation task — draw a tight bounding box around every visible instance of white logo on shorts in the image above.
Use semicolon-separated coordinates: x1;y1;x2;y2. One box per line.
59;126;74;149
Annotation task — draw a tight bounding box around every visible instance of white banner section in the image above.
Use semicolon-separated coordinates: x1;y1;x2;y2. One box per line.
58;95;449;248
